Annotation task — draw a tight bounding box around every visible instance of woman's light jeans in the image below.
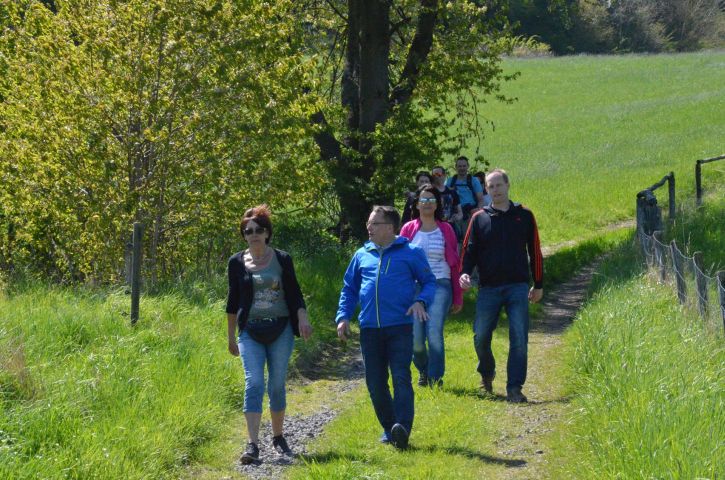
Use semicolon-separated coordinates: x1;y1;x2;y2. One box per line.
413;278;452;383
238;322;294;412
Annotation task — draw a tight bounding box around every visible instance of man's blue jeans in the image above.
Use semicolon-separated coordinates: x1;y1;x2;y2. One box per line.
360;324;414;434
413;279;452;382
474;283;530;391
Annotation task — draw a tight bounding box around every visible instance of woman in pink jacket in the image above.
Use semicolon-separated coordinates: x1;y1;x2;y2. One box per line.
400;184;463;387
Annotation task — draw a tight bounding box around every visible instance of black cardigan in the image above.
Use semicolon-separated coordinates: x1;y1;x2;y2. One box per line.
225;249;306;337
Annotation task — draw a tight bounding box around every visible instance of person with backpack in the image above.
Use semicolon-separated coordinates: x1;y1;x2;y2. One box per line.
446;156;485;239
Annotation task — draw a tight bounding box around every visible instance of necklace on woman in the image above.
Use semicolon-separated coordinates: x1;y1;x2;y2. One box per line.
247;247;272;262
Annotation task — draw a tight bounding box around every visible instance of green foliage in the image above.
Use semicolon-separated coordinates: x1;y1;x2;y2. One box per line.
507;0;725;53
0;0;326;283
303;0;515;201
667;178;725;272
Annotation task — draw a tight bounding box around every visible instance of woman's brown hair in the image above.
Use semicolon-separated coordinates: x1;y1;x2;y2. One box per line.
240;204;273;244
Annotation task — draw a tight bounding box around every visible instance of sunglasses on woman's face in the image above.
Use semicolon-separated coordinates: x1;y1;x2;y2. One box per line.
418;197;437;204
243;227;266;236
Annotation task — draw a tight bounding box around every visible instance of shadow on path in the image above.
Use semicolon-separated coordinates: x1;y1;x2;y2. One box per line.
300;445;526;468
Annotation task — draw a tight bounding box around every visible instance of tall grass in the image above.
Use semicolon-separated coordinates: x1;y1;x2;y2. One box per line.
549;184;725;478
0;288;243;479
557;277;724;478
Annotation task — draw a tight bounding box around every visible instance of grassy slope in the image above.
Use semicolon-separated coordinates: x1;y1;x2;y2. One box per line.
542;184;725;478
463;51;725;244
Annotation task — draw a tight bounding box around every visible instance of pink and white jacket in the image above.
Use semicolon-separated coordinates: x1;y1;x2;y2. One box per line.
399;219;462;306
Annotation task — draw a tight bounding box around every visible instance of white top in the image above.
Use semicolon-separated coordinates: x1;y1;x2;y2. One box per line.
410;227;450;279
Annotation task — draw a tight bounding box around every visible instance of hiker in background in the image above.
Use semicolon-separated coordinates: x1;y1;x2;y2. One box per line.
459;169;543;403
336;206;436;450
226;204;313;464
400;184;463;388
431;165;463;229
402;171;433;224
472;171;492;207
446;156;485;240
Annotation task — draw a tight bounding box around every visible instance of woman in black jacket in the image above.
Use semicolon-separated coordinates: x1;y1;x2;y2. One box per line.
226;204;312;464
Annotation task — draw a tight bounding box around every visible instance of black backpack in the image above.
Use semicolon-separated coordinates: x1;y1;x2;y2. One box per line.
446;174;474;192
447;174;488;195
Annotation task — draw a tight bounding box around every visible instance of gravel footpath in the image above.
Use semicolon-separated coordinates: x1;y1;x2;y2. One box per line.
236;348;365;480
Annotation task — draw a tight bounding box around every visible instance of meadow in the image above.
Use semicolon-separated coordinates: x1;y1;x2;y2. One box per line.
1;51;724;479
467;50;725;244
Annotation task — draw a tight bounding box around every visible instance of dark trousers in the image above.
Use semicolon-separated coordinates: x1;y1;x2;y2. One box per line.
360;324;414;434
474;283;530;391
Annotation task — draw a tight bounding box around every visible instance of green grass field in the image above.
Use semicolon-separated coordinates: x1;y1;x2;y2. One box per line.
464;51;725;244
1;51;724;479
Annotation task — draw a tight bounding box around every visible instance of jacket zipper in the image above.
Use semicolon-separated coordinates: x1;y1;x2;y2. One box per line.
375;251;383;328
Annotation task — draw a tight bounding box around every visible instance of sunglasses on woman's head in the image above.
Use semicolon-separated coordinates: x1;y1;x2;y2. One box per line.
243;227;266;236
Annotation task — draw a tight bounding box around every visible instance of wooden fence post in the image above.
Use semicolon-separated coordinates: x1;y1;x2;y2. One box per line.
667;171;675;220
717;272;725;334
131;222;143;325
693;252;708;320
671;240;686;305
695;161;703;207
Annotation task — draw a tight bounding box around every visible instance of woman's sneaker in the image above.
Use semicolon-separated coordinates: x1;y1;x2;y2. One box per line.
272;435;294;456
240;442;259;464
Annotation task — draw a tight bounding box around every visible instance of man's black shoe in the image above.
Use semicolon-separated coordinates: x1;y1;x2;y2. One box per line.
240;442;259;464
480;375;495;394
390;423;409;450
417;372;428;387
272;435;294;456
506;387;528;403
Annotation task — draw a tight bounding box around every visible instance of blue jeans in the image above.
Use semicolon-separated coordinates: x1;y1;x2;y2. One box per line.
238;322;294;413
413;279;452;382
360;324;414;434
473;283;530;391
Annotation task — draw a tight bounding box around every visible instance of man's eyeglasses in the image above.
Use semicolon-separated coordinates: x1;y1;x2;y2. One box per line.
366;222;392;228
418;197;437;204
243;227;266;236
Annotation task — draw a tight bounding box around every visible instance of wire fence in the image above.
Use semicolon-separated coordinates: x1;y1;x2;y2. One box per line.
638;229;725;335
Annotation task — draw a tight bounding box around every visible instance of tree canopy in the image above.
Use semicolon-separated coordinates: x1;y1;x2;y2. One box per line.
0;0;513;282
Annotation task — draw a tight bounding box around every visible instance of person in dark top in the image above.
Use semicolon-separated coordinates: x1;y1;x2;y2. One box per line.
459;169;543;403
226;204;313;464
472;171;492;207
431;165;462;227
401;171;432;223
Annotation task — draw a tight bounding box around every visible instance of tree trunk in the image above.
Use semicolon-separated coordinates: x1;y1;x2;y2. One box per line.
335;0;392;240
313;0;438;241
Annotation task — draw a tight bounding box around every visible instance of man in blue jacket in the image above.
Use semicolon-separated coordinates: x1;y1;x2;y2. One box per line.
336;205;436;450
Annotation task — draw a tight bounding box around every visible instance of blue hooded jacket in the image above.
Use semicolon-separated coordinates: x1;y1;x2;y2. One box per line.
336;236;437;329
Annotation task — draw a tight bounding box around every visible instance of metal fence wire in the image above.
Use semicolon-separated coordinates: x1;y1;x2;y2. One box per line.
638;228;725;334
